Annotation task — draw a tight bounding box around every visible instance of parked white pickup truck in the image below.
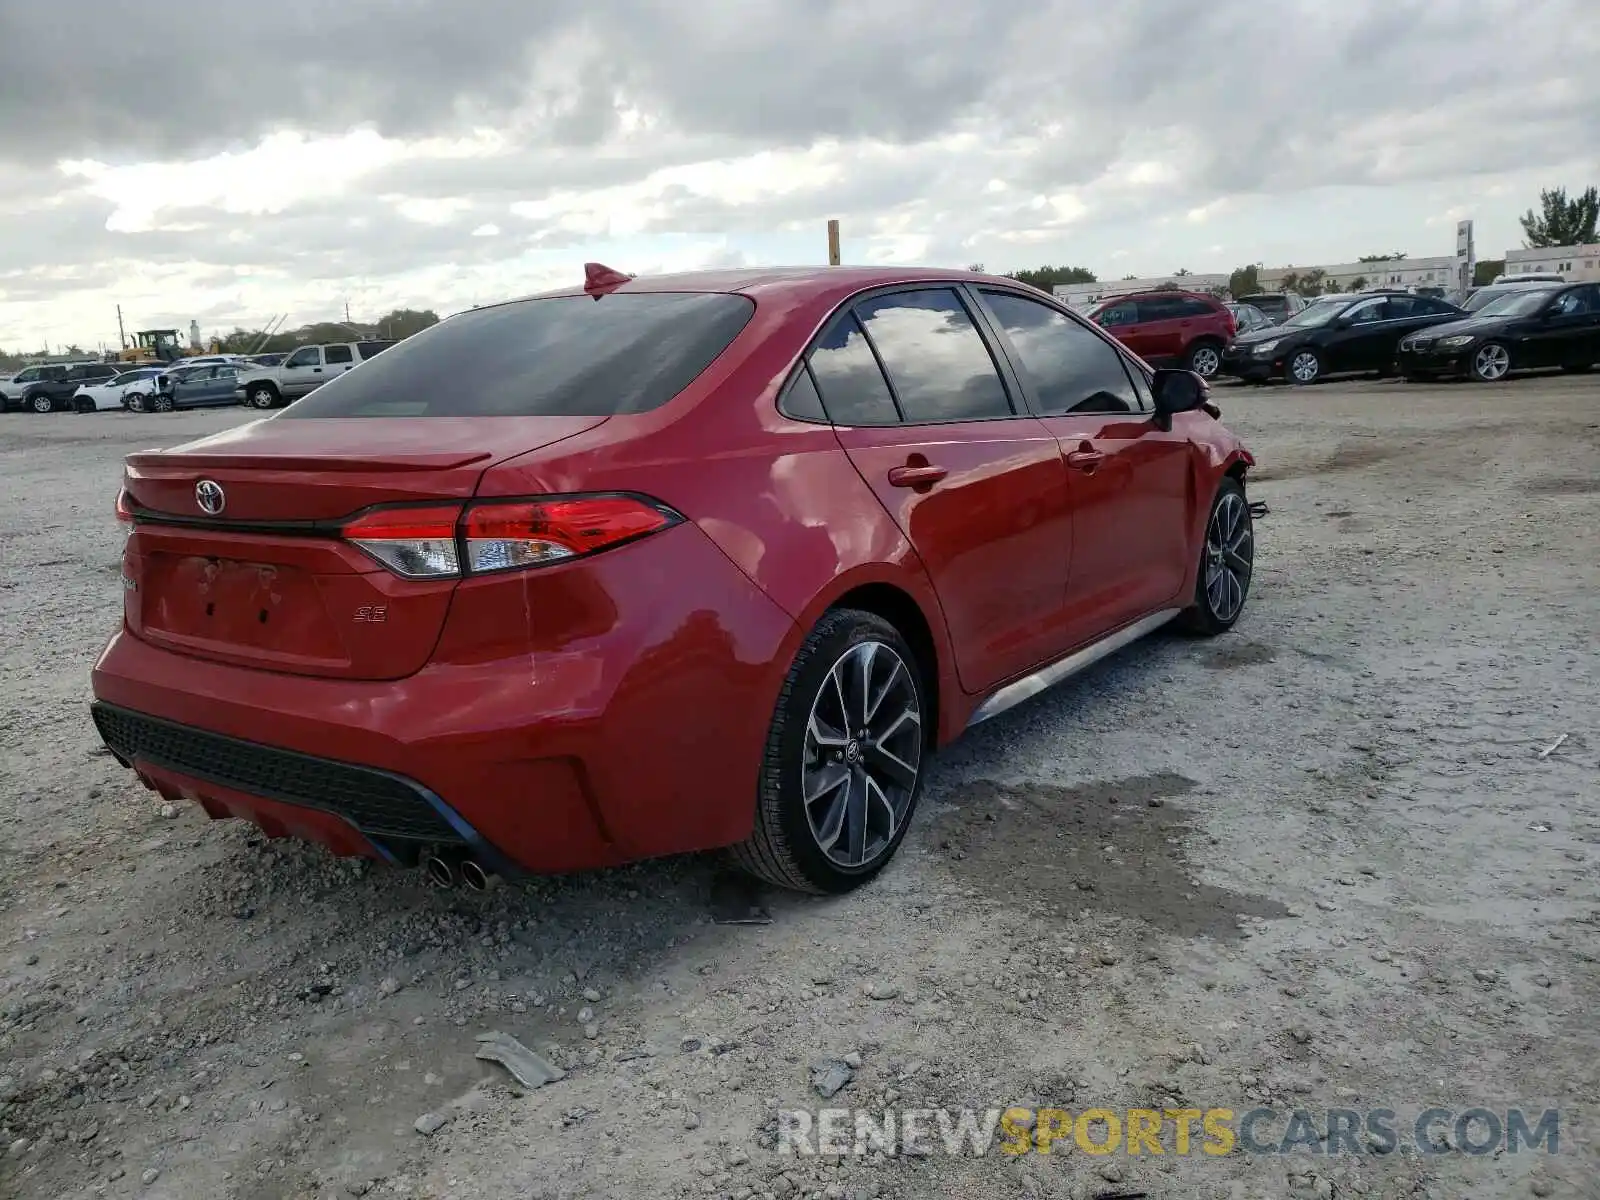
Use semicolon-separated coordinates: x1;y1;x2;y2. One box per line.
234;340;396;409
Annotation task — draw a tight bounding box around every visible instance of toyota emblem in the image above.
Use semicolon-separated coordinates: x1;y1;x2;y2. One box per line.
195;479;226;515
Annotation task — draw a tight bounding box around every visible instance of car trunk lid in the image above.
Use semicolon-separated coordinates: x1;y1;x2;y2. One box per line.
120;415;606;679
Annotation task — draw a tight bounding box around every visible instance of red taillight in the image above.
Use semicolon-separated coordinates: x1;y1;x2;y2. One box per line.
341;504;463;579
462;495;677;574
339;495;678;579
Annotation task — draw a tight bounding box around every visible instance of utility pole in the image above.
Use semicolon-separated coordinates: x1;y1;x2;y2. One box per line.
345;300;352;324
116;304;127;350
827;220;841;266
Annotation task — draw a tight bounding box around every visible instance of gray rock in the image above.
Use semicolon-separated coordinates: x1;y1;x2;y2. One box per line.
141;1168;160;1185
811;1060;855;1099
864;982;901;1001
414;1111;451;1135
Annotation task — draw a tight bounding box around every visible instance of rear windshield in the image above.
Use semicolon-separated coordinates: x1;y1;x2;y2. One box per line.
1245;295;1289;314
282;293;755;419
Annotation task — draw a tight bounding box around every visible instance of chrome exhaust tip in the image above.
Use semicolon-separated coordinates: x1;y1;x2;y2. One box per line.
424;855;458;888
460;859;491;892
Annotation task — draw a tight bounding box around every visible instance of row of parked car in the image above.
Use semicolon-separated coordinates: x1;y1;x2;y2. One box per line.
1;341;395;414
1084;278;1600;385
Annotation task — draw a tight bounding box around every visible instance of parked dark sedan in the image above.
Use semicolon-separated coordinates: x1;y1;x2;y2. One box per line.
1220;291;1466;384
1396;281;1599;382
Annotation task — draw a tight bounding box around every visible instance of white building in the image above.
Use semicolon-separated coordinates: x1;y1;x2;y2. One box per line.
1503;243;1600;282
1258;256;1458;294
1052;273;1230;308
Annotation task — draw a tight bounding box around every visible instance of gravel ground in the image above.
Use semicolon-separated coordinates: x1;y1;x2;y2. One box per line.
2;375;1598;1200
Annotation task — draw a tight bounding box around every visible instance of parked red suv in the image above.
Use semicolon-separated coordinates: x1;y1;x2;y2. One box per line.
92;265;1257;895
1088;290;1236;380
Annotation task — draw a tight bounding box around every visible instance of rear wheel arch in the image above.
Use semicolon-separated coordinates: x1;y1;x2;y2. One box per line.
828;581;941;742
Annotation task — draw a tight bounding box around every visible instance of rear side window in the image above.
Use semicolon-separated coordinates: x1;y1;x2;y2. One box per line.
808;313;899;426
324;345;354;364
1095;301;1136;326
778;365;828;423
854;289;1011;423
284;293;754;419
356;341;394;360
981;290;1140;416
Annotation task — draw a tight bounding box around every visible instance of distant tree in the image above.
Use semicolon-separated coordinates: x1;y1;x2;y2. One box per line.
1006;264;1097;292
1323;279;1343;294
1278;270;1301;295
1520;186;1599;248
1205;285;1232;299
1347;275;1369;292
375;308;441;340
1121;273;1138;281
1472;259;1504;286
1227;264;1261;298
1151;281;1182;291
966;262;986;274
1297;267;1328;296
1358;252;1407;262
1173;267;1192;276
63;343;84;357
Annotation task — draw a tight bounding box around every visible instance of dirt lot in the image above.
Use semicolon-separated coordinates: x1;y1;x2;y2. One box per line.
2;375;1598;1200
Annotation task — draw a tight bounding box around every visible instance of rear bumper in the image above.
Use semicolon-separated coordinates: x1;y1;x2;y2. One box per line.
90;522;799;874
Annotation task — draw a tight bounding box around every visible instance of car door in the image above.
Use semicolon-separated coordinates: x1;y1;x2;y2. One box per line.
807;287;1075;694
1131;295;1190;363
1316;296;1391;372
974;286;1198;643
202;365;240;404
278;346;325;397
168;366;209;407
1524;285;1600;367
323;343;356;378
1093;299;1147;357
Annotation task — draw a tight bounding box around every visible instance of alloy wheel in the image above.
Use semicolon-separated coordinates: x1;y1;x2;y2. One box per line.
1473;343;1510;382
1289;351;1320;384
801;640;922;869
1204;491;1253;624
1190;346;1221;378
250;387;275;409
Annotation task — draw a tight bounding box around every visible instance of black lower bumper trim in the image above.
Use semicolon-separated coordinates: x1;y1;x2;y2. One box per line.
90;702;464;844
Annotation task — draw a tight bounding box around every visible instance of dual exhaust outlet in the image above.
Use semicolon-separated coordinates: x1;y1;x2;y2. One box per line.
424;851;493;891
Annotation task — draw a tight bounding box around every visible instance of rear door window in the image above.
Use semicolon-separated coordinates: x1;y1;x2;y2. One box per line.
1095;301;1137;327
283;292;754;418
808;313;899;426
980;289;1140;415
853;288;1012;423
1136;296;1189;322
356;341;394;360
323;345;354;365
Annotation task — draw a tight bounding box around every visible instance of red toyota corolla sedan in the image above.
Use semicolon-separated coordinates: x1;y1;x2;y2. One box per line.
91;265;1257;894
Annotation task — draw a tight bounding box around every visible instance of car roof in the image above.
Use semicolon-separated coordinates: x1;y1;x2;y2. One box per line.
486;266;1063;312
1089;288;1216;305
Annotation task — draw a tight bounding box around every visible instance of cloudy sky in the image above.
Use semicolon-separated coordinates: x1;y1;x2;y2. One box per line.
2;0;1596;351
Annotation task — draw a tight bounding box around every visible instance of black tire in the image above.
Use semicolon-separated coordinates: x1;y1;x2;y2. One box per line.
1178;476;1254;636
1185;339;1224;380
1467;341;1512;383
1285;348;1322;386
26;390;55;414
730;608;930;894
152;392;174;413
73;397;94;413
247;383;278;409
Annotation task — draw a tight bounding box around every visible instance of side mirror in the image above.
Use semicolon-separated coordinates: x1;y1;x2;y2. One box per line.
1151;369;1206;424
